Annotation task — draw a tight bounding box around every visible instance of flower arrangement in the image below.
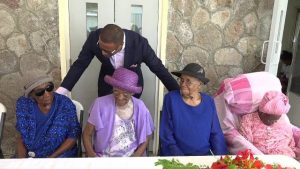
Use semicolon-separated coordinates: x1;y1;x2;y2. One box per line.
155;149;295;169
211;149;283;169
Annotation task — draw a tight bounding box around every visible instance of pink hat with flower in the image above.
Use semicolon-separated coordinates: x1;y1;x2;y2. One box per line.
104;67;142;94
259;91;290;115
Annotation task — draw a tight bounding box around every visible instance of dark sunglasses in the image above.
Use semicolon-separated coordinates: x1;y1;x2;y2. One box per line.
34;82;54;97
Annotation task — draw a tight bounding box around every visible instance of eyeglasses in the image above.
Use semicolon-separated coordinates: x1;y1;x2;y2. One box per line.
34;82;54;97
97;40;122;57
177;77;201;87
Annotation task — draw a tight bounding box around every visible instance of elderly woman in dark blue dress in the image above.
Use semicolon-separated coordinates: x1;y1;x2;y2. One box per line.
16;72;81;158
160;63;228;156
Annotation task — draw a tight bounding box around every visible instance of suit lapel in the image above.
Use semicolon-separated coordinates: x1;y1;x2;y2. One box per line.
123;30;131;68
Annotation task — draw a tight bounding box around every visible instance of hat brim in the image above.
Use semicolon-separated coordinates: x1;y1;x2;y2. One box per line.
24;76;53;98
172;71;209;84
104;76;142;94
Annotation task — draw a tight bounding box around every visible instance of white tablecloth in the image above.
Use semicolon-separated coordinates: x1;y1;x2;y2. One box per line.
0;155;299;169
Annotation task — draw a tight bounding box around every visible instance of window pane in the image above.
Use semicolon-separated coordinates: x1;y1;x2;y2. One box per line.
86;3;98;37
131;5;143;34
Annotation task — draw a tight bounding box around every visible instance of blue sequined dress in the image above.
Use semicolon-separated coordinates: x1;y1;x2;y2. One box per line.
16;93;81;158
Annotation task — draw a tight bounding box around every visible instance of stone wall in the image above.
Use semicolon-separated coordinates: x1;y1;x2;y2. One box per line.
0;0;275;158
0;0;60;157
166;0;274;94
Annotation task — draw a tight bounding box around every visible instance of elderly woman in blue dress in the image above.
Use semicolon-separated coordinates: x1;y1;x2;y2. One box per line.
159;63;228;156
16;72;81;158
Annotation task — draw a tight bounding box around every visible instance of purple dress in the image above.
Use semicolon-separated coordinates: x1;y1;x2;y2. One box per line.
87;94;154;156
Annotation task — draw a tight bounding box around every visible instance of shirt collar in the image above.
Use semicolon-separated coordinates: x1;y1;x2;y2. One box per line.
121;32;126;50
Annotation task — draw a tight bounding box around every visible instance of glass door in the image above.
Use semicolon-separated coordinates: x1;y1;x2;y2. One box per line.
115;0;159;153
262;0;288;75
68;0;159;154
287;12;300;127
69;0;114;127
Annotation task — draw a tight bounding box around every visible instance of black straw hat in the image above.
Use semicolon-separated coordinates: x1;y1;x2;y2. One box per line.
172;63;209;84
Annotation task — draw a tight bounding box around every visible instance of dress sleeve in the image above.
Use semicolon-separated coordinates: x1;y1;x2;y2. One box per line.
15;97;28;133
60;31;97;91
239;114;254;143
135;101;155;145
209;100;229;155
87;99;104;130
66;100;81;139
159;94;184;156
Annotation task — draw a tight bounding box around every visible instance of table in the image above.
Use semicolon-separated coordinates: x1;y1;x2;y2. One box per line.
0;155;299;169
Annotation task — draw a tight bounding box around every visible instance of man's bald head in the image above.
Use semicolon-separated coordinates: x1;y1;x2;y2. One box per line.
99;24;124;45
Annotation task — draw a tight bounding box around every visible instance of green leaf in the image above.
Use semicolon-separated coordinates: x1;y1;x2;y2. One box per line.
228;164;239;169
155;159;208;169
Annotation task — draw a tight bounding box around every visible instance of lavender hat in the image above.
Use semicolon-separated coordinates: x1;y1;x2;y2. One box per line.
104;67;142;94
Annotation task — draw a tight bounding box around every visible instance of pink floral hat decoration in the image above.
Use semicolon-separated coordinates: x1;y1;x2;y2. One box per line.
104;67;142;94
259;91;290;115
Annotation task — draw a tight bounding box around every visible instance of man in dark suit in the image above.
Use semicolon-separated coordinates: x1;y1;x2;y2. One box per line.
56;24;179;98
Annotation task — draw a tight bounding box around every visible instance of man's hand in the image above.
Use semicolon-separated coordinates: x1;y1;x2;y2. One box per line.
56;87;71;97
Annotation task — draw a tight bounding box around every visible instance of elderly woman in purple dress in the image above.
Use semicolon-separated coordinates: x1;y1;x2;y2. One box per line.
83;67;154;157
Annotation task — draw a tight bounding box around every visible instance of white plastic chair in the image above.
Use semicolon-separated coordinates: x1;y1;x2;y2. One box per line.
0;103;6;158
71;100;84;157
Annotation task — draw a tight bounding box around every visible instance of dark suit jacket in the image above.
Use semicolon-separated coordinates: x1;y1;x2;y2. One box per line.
61;29;179;97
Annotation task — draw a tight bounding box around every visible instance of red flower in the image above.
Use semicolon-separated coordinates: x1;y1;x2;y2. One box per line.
265;164;274;169
210;149;285;169
265;163;284;169
211;162;228;169
236;149;254;160
253;160;263;169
